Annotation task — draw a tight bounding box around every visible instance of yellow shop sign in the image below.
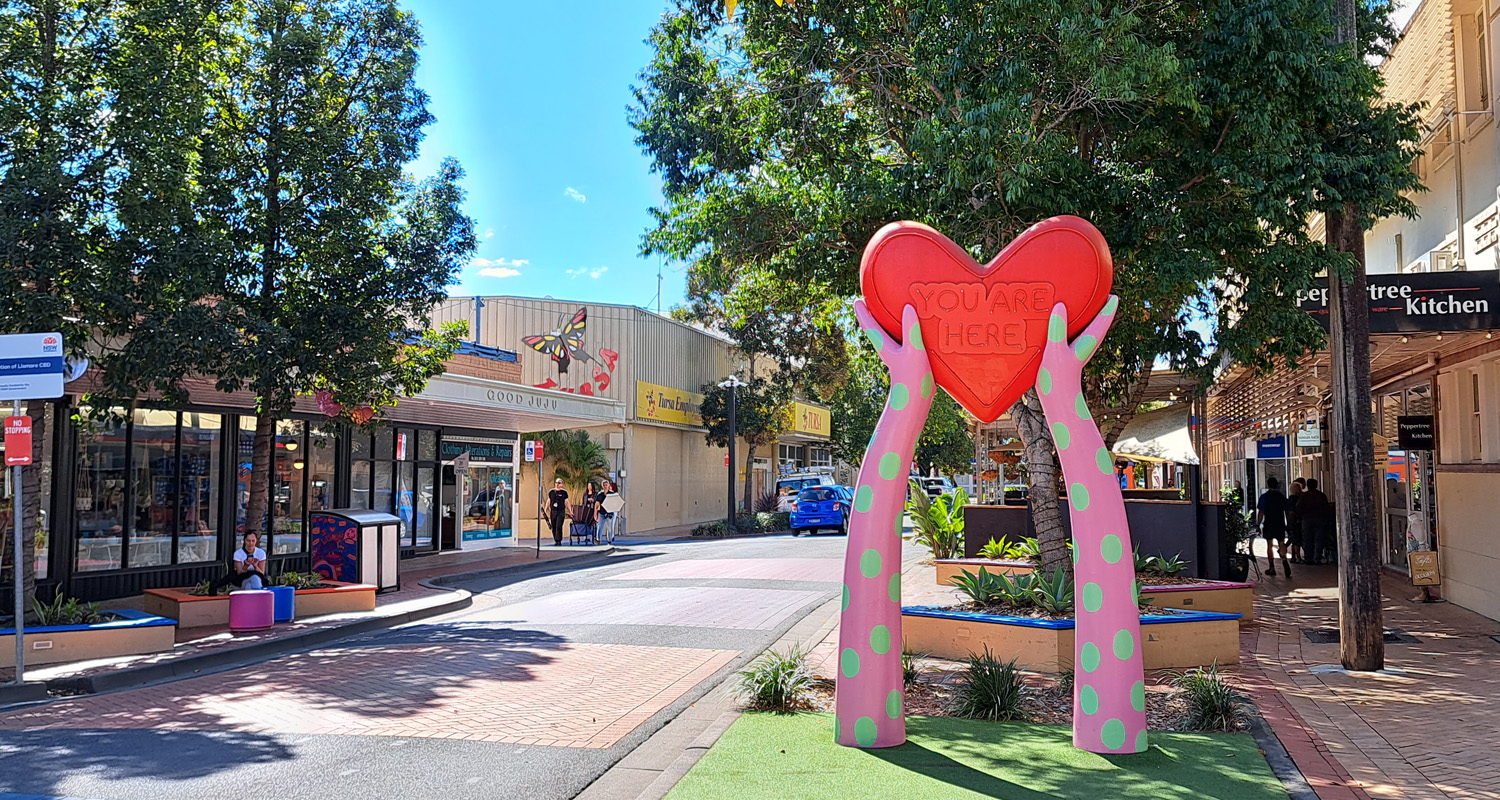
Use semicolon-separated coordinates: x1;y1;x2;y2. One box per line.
792;402;831;438
636;381;705;426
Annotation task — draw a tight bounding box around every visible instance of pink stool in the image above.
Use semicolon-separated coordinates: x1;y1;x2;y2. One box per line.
229;589;275;633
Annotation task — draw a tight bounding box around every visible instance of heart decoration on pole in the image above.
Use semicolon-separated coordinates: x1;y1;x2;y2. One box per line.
859;216;1113;422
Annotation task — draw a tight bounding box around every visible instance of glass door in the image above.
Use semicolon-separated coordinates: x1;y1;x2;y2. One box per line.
461;465;515;542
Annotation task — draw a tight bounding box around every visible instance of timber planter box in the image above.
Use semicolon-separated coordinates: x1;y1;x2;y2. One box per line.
1141;580;1255;622
144;581;377;629
1;609;176;668
901;606;1241;673
934;558;1035;586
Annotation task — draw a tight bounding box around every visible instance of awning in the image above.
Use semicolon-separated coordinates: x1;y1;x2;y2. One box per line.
1112;404;1199;465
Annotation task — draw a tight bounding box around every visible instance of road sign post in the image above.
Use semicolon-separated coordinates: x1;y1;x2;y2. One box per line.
0;332;65;686
524;440;543;558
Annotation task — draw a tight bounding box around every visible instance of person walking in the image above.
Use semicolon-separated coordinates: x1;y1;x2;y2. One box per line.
1287;478;1306;563
546;478;569;546
1256;477;1292;577
1300;478;1333;564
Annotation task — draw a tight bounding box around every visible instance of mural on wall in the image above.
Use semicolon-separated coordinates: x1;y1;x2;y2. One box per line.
838;217;1146;755
523;307;620;396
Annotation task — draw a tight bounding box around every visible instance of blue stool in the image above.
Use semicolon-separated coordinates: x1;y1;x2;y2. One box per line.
268;585;295;623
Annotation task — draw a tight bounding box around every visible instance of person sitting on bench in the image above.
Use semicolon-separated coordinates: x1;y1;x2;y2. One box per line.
210;532;269;594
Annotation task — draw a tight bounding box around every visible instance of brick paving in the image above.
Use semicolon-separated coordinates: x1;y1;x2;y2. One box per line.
0;626;736;749
1246;565;1500;800
483;586;824;629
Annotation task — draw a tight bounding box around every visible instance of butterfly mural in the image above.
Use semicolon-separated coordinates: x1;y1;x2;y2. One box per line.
522;307;597;375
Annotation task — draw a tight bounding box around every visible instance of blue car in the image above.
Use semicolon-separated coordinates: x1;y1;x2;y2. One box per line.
790;486;853;535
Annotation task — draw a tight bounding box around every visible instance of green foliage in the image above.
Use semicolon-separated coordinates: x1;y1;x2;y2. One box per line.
979;538;1025;561
540;430;612;495
1016;538;1045;563
902;650;930;689
756;511;792;532
954;567;1076;614
828;333;973;475
1029;568;1075;615
633;0;1423;439
700;375;792;453
1221;487;1255;555
1136;549;1191;576
753;490;781;513
34;595;107;627
955;647;1029;722
1172;664;1245;731
271;571;326;590
735;645;815;712
692;520;730;538
189;579;216;597
907;480;967;560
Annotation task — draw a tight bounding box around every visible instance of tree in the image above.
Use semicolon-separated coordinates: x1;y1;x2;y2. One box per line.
539;430;611;495
633;0;1420;573
200;0;476;539
699;375;791;514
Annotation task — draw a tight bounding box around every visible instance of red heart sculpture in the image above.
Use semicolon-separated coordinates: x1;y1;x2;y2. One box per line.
860;216;1113;423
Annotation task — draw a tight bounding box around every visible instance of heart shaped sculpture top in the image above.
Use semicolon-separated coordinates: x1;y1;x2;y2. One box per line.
859;217;1114;423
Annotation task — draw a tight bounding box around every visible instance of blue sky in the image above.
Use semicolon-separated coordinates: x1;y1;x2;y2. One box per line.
401;0;682;310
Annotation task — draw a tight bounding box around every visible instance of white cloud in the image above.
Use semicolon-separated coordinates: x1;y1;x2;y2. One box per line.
590;266;609;279
564;187;587;203
472;257;529;269
483;227;495;240
565;266;609;280
479;267;522;279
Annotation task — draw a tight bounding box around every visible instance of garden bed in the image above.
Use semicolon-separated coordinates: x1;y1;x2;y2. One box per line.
143;581;376;628
934;558;1035;585
1;609;176;668
901;606;1241;672
1141;580;1254;621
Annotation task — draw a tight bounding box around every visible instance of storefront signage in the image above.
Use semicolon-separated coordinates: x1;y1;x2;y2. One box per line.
441;439;514;464
1295;272;1500;333
1295;424;1321;448
1408;550;1440;586
1255;436;1287;459
4;416;32;465
0;332;65;400
791;402;832;439
635;380;704;426
1397;415;1435;450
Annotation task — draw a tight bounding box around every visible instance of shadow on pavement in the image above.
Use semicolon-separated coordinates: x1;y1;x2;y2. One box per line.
0;728;295;796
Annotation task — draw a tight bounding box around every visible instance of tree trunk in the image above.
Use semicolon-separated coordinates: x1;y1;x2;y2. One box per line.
742;444;756;514
1326;205;1384;671
1013;389;1070;575
19;402;46;621
245;411;275;541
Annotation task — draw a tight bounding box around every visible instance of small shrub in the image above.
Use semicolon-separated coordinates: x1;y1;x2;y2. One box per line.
753;490;781;513
189;579;216;597
979;538;1025;560
756;511;791;532
952;568;1005;605
272;571;325;589
902;650;929;689
692;521;729;537
735;646;814;711
1173;663;1245;731
1137;551;1191;577
954;647;1028;721
34;595;108;626
1016;537;1043;562
734;513;764;533
906;480;966;559
1028;568;1074;614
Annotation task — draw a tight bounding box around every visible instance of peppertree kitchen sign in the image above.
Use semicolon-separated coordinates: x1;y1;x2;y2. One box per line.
1296;272;1500;332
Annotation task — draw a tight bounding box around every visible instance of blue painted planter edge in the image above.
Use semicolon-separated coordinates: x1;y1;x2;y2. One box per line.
0;608;175;636
900;605;1242;629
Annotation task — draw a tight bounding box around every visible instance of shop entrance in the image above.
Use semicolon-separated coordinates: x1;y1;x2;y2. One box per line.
1378;386;1437;570
439;437;517;551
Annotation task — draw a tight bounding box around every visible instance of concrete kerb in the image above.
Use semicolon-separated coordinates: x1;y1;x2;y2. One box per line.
1247;710;1320;800
576;595;843;800
18;547;619;705
423;546;617;588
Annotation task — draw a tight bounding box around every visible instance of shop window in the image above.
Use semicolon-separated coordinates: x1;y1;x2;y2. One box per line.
1460;13;1490;115
809;447;833;469
308;425;336;514
374;427;394;461
350;461;371;509
177;413;222;565
1471;371;1484;461
272;420;307;555
127;409;178;568
415;466;435;548
418;429;437;462
74;413;128;572
373;460;394;514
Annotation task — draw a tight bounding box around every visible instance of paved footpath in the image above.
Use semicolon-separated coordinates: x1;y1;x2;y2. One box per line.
1243;562;1500;800
0;535;848;800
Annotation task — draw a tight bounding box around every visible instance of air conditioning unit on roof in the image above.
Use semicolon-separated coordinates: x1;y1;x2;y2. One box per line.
1432;249;1459;271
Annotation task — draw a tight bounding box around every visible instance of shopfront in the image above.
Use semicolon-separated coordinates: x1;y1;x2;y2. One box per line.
439;438;517;545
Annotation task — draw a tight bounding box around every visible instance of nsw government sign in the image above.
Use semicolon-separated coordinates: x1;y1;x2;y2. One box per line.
0;332;65;400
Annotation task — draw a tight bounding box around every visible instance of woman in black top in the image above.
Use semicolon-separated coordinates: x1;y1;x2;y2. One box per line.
547;478;569;545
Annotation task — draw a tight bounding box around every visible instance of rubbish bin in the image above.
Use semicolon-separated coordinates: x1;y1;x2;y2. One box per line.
268;585;295;623
310;509;402;592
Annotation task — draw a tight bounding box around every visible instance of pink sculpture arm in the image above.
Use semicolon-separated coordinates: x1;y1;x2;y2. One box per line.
834;300;934;748
1035;296;1149;754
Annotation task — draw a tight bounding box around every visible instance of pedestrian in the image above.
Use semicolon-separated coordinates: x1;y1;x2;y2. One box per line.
208;531;269;594
1287;477;1306;563
546;478;569;546
1256;477;1292;577
1300;478;1333;564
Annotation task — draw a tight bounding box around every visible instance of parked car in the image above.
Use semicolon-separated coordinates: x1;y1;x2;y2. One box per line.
790;486;851;535
916;476;957;498
776;473;836;512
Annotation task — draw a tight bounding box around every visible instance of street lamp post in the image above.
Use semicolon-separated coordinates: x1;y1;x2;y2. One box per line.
719;375;747;530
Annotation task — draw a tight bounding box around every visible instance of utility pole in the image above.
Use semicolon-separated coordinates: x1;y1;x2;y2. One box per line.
719;376;746;529
1325;0;1384;671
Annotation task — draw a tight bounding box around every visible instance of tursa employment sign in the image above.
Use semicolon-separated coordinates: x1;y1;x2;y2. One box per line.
1296;273;1500;333
0;332;65;400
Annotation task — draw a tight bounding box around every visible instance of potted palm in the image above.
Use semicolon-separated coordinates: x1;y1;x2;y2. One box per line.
1221;488;1253;583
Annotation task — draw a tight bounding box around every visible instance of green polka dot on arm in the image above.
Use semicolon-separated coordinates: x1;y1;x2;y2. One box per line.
854;716;877;747
1081;582;1103;612
1080;642;1101;672
886;690;902;719
889;383;909;410
842;583;850;611
854;485;874;512
1100;534;1124;564
1101;718;1127;750
920;373;933;399
1048;312;1067;343
1135;730;1148;753
1080;685;1099;715
1131;680;1146;712
1113;629;1136;660
870;624;891;654
888;571;901;602
1037;367;1052;395
1069;483;1090;511
1074;393;1091;420
1051;422;1070;450
878;452;901;480
908;321;924;350
860;548;883;578
1074;334;1099;362
1095;446;1114;475
865;328;884;350
841;648;861;678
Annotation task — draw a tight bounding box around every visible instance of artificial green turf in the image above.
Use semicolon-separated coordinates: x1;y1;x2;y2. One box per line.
665;713;1286;800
